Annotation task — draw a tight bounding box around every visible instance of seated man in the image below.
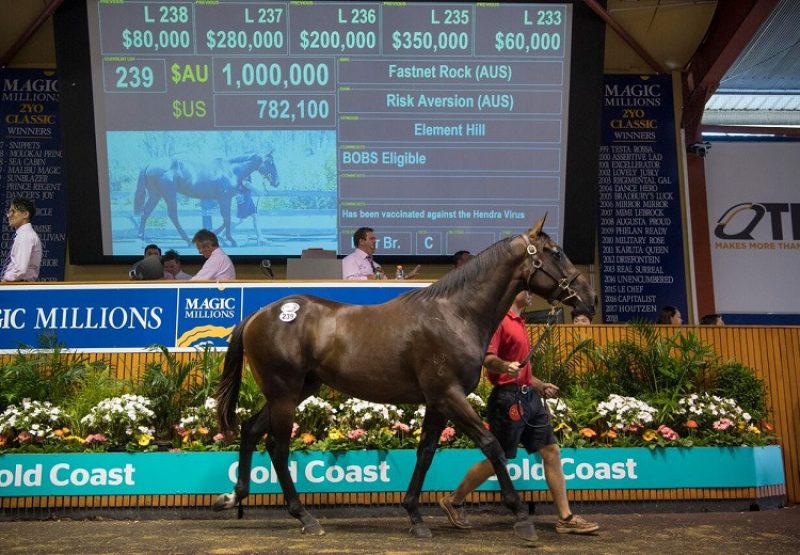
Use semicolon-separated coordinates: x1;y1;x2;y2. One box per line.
342;227;382;280
439;290;599;539
162;249;193;279
130;244;173;280
190;229;235;280
144;244;162;258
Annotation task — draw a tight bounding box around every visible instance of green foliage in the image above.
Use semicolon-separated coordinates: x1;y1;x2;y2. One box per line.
236;363;266;418
0;336;108;411
135;346;196;440
712;361;769;421
579;322;716;401
186;346;226;406
531;328;593;390
61;366;130;436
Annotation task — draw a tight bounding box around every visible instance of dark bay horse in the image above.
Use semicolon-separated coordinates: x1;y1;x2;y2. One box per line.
214;216;596;541
134;152;279;246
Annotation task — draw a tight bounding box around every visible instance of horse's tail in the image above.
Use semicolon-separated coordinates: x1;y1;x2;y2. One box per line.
133;167;148;216
217;318;249;435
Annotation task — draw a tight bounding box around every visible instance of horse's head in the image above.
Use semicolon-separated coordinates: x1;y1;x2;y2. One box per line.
257;152;280;188
520;215;597;318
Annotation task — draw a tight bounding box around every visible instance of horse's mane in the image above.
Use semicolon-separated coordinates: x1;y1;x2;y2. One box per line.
227;153;260;164
400;237;516;303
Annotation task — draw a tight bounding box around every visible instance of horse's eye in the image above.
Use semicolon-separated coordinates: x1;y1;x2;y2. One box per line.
550;248;561;260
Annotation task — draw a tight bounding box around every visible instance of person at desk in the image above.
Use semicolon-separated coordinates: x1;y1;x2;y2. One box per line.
144;244;162;258
2;197;42;282
342;227;382;280
191;229;235;281
342;227;420;280
162;249;193;280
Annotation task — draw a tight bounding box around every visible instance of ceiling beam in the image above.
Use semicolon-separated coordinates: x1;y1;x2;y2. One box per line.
583;0;668;75
681;0;781;144
702;124;800;137
0;0;64;68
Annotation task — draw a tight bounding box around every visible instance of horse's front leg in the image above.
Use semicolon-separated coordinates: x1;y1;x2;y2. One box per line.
219;193;237;247
402;407;447;538
445;392;537;542
162;195;191;245
137;193;161;240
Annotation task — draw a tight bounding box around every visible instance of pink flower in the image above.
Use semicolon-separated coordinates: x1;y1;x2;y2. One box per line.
624;424;641;433
713;418;734;431
657;425;679;441
347;428;367;440
213;433;225;442
16;431;32;443
85;433;108;444
440;426;456;443
391;422;410;433
291;422;300;439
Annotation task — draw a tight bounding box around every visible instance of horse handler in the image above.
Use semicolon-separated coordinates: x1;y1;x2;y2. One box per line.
439;290;599;538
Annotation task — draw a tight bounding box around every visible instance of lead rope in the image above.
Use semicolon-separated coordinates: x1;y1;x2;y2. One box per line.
516;304;562;429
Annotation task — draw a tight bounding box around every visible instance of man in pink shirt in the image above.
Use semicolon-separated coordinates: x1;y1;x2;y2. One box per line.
342;227;382;280
190;229;235;281
2;197;42;282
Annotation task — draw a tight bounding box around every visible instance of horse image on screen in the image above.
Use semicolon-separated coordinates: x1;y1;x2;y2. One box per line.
134;152;278;247
106;130;337;255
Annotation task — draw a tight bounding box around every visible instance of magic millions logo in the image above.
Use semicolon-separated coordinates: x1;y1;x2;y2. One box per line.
176;290;241;348
713;202;800;252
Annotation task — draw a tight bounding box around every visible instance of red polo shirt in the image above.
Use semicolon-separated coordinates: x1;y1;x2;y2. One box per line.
485;310;533;387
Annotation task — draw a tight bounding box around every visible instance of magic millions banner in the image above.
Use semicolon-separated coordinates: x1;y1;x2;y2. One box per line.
0;281;423;352
0;447;785;497
0;68;67;281
597;74;687;323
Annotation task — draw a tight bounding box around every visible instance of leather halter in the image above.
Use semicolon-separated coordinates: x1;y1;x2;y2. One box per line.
521;233;583;305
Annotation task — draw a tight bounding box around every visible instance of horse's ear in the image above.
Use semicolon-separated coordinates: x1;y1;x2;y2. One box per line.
530;213;547;237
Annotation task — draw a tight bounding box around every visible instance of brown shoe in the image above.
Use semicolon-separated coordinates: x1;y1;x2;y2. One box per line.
555;514;599;534
438;496;472;529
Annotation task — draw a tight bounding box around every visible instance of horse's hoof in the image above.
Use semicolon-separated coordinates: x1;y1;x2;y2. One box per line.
513;521;538;542
301;521;325;536
409;524;433;538
212;493;236;512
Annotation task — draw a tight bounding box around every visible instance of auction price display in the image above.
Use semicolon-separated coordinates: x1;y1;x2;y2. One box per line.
88;1;572;256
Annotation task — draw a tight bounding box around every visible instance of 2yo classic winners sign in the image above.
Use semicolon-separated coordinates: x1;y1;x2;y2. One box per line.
0;68;67;281
598;74;687;323
0;447;784;497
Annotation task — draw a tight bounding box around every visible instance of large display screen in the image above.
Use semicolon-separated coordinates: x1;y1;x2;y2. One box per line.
55;1;603;263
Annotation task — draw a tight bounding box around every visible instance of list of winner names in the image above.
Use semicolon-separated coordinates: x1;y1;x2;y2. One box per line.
97;2;568;255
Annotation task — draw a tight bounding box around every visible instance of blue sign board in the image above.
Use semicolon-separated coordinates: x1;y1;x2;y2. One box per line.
0;282;425;352
598;74;688;323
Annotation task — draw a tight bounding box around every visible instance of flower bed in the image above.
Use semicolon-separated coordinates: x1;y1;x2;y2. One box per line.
0;326;778;454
